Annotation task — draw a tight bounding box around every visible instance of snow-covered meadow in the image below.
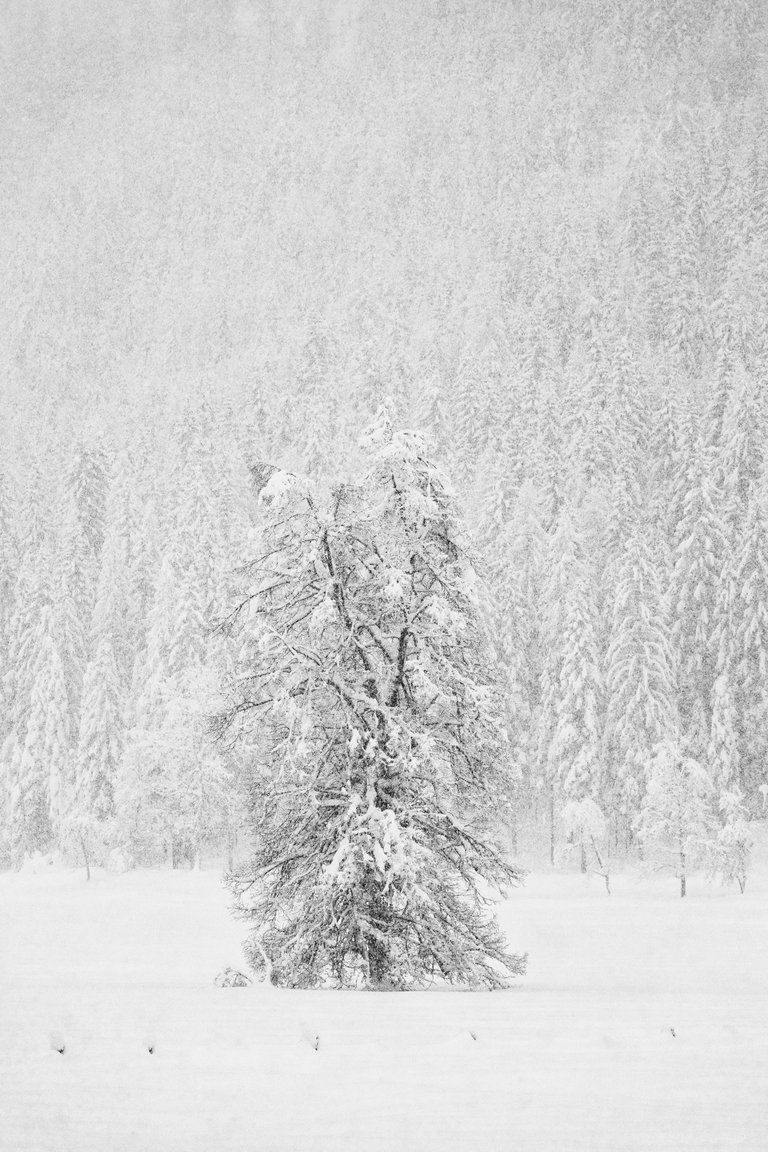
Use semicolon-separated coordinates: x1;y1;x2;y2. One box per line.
3;849;767;1152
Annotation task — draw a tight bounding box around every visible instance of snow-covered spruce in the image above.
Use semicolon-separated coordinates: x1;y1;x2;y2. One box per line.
604;520;676;842
220;410;526;989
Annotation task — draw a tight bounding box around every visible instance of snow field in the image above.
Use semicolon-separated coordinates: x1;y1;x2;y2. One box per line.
1;864;767;1152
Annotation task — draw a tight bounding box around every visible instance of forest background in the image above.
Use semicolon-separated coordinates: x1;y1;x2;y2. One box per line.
1;0;767;873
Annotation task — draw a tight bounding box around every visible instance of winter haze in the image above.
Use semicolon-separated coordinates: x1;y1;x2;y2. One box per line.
1;1;767;1149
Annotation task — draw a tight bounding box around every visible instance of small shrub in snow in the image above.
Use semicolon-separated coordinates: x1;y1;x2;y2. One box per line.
214;967;251;987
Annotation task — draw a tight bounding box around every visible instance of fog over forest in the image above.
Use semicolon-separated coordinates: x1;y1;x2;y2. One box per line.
1;0;767;882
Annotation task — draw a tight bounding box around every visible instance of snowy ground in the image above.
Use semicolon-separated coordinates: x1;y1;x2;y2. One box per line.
2;856;768;1152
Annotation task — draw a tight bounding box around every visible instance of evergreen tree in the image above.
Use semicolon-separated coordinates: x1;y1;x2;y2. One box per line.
9;607;71;862
482;480;547;828
64;437;110;593
528;388;566;530
118;546;185;862
222;410;526;989
609;329;653;507
453;352;488;490
733;486;768;805
3;469;54;749
0;469;17;689
414;352;454;462
649;395;685;563
54;495;89;731
547;547;603;871
707;667;740;792
669;443;729;755
130;550;179;729
129;497;162;661
604;525;677;840
720;364;765;523
74;630;123;826
538;507;579;863
73;529;128;829
0;471;18;806
116;420;240;864
708;556;740;791
0;736;21;866
102;450;146;683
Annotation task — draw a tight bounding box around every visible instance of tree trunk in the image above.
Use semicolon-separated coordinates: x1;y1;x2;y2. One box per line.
590;835;610;895
366;936;389;988
79;833;91;882
580;841;587;874
365;890;390;987
680;848;686;897
549;786;555;867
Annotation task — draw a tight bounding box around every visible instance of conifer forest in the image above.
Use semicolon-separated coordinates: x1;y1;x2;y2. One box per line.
2;0;767;916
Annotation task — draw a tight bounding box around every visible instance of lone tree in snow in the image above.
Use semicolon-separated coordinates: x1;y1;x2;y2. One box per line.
220;410;526;989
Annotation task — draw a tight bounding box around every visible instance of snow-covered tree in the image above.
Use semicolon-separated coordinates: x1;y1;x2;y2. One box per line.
733;485;768;805
117;664;238;869
604;525;677;837
159;666;235;867
3;473;55;748
638;739;715;897
548;552;603;870
710;788;752;894
9;607;71;863
74;630;123;828
719;363;765;523
0;470;17;733
55;496;89;727
559;796;611;893
708;668;740;792
669;445;729;756
115;415;250;865
708;556;740;792
539;505;603;865
118;568;202;865
472;476;539;794
64;438;109;596
537;509;577;862
479;479;547;840
222;410;526;989
113;723;171;867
